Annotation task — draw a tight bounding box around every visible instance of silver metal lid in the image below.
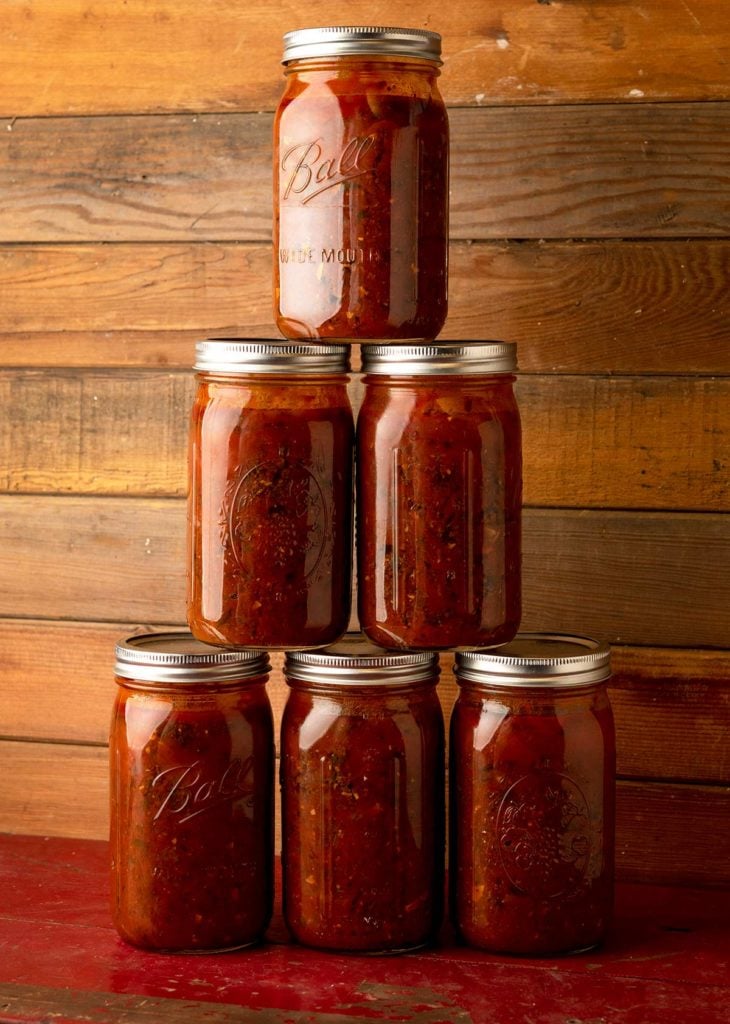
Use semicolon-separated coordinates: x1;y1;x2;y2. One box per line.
361;342;517;375
195;340;350;374
115;631;270;684
282;26;442;65
455;633;611;688
285;633;439;686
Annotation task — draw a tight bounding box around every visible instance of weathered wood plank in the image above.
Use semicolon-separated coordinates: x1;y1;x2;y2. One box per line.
0;243;269;335
0;497;727;648
0;241;727;374
616;781;730;888
1;619;728;785
0;496;189;625
521;509;730;649
519;375;730;512
1;1;727;115
609;647;730;783
0;742;109;840
450;104;730;239
2;370;728;511
0;739;725;885
0;113;271;243
2;104;728;241
0;370;192;497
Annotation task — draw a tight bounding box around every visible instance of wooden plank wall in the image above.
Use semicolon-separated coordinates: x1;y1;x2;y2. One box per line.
0;1;728;886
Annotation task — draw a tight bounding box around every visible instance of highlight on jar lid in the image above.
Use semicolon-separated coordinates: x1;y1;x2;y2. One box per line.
455;633;611;688
361;341;517;376
282;26;442;64
114;631;270;684
194;339;350;374
285;632;439;685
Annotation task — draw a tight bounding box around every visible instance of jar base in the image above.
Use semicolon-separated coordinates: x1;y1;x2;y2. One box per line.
292;937;433;956
118;936;263;955
455;933;604;958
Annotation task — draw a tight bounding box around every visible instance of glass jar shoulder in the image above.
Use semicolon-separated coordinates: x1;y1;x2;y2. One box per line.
112;682;273;753
451;685;614;765
191;378;354;453
193;376;353;414
358;375;519;443
282;684;443;755
278;58;445;106
276;61;447;158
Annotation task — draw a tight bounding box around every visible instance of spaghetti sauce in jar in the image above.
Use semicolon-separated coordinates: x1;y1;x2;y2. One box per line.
187;340;354;650
110;632;274;952
357;342;521;650
451;634;616;955
274;27;448;340
281;636;444;952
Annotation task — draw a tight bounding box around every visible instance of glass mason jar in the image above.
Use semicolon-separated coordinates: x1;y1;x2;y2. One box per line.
110;632;274;952
357;343;522;650
274;26;449;341
281;635;444;952
450;634;616;955
187;340;354;650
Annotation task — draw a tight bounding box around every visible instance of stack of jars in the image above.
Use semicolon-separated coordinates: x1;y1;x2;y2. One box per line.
110;27;615;959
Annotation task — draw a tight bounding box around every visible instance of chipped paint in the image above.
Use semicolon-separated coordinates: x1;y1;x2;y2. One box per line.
346;982;474;1023
0;982;475;1024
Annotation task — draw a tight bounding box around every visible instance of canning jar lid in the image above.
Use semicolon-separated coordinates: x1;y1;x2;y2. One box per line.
361;342;517;375
195;339;350;374
285;633;439;686
115;631;270;684
282;26;442;65
455;633;611;688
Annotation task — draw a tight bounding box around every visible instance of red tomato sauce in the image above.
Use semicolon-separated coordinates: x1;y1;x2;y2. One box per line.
110;676;274;952
275;58;449;340
450;683;615;955
281;678;444;952
357;373;522;649
187;374;354;649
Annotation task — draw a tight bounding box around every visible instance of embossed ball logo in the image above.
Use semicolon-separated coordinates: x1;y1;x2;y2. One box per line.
226;460;328;579
497;771;592;899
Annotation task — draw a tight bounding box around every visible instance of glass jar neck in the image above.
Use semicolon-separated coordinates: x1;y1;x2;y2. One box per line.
285;55;440;77
115;674;269;694
286;676;438;698
197;371;349;385
457;678;606;702
364;373;516;385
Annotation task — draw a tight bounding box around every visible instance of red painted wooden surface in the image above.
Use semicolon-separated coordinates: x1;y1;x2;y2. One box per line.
0;833;728;1023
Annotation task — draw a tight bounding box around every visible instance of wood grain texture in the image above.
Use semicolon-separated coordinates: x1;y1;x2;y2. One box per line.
518;375;730;512
0;241;727;374
1;619;728;785
521;509;730;649
615;781;730;888
1;1;727;116
0;496;188;625
450;103;730;239
0;497;728;648
0;741;109;840
610;663;730;784
2;104;728;242
0;370;192;497
2;369;728;512
0;739;726;886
